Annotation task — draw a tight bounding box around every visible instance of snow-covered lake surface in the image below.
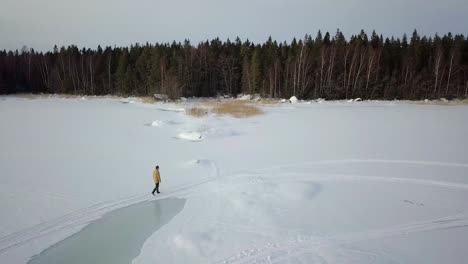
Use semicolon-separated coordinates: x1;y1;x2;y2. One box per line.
1;96;468;263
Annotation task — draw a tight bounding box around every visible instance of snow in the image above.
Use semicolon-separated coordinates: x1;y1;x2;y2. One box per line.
150;120;163;127
177;132;203;141
289;96;298;103
1;97;468;264
237;94;252;100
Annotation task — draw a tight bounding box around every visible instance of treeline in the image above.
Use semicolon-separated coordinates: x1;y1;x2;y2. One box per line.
1;30;468;100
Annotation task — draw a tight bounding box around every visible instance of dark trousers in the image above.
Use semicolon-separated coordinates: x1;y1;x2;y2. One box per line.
152;183;160;194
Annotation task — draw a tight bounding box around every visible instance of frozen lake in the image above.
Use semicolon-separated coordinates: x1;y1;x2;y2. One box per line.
28;198;185;264
1;96;468;263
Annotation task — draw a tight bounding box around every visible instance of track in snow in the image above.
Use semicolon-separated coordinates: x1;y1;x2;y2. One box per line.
1;158;467;261
216;214;468;264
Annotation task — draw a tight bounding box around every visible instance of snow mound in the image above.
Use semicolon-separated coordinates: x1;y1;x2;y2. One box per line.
354;98;362;102
280;99;287;103
120;99;135;104
347;99;354;102
150;120;163;127
158;108;186;113
177;132;203;141
237;94;252;100
186;159;215;168
289;96;298;104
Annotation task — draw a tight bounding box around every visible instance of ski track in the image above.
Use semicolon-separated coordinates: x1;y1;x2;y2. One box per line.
216;215;468;264
271;173;468;190
249;159;468;174
1;158;467;260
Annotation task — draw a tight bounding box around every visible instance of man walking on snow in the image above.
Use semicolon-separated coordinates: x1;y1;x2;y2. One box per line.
152;165;161;195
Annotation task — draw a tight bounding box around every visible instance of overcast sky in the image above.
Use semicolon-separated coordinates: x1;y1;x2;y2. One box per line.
1;0;467;51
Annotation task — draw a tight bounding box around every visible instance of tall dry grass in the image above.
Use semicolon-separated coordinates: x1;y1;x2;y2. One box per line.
212;100;263;118
186;107;209;117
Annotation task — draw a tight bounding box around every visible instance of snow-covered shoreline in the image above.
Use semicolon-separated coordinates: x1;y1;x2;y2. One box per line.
3;93;468;106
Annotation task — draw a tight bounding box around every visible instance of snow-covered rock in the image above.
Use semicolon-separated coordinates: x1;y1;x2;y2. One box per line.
347;99;354;103
177;132;203;141
354;98;362;102
280;99;287;103
153;94;169;101
424;99;429;103
289;96;298;104
120;99;135;104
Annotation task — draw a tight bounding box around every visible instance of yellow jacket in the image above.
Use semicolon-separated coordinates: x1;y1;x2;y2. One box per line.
153;170;161;183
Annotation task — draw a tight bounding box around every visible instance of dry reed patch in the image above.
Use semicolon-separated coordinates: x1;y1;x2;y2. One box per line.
141;96;157;104
186;107;209;117
13;93;38;99
212;100;263;118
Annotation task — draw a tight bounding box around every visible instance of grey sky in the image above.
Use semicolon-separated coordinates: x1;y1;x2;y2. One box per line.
1;0;467;51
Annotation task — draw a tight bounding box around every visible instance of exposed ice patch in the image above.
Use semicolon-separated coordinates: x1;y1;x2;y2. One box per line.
177;132;203;141
27;198;185;264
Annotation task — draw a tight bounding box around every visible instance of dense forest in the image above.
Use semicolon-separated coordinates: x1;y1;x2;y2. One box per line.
1;30;468;100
